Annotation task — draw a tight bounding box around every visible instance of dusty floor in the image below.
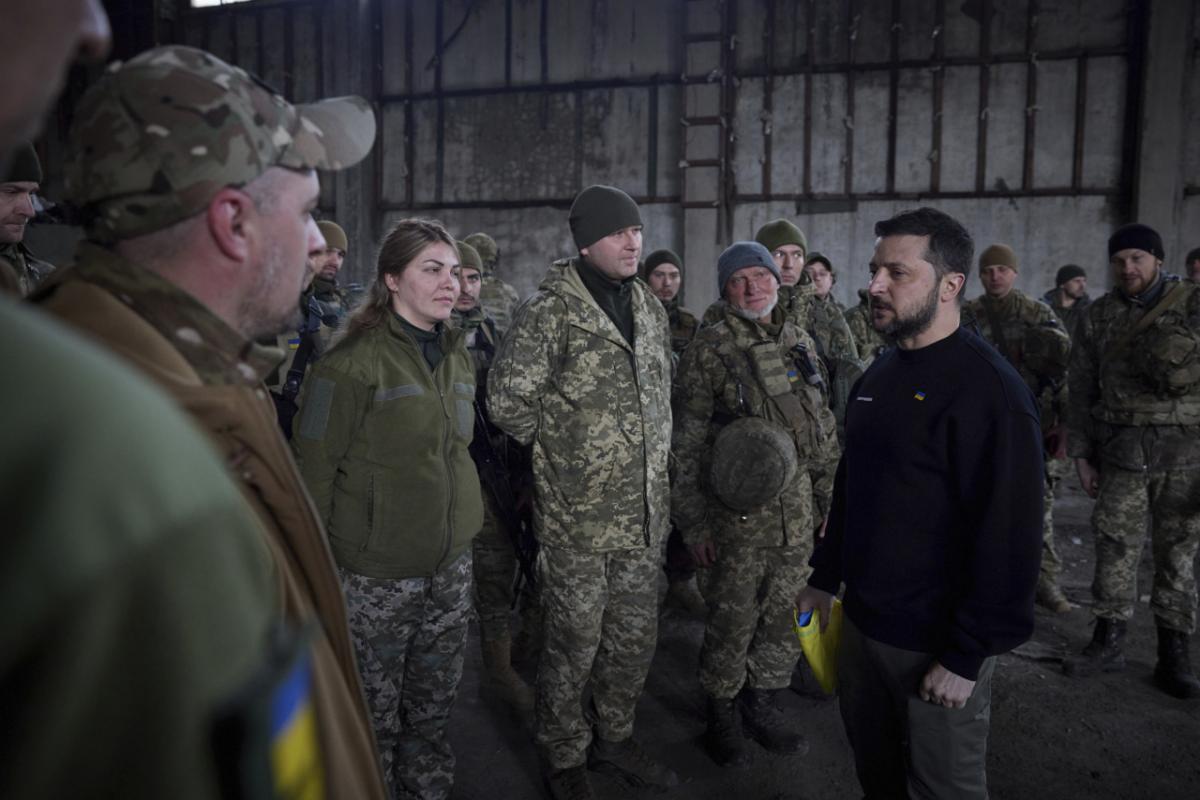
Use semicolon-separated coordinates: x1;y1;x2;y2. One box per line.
448;473;1200;799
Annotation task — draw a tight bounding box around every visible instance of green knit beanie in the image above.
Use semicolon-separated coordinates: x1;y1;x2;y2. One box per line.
569;185;642;250
641;248;683;281
464;232;498;267
4;143;41;183
456;240;483;272
754;218;807;254
979;243;1018;272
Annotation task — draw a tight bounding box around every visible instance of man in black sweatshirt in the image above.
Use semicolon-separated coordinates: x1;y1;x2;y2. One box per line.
797;208;1043;799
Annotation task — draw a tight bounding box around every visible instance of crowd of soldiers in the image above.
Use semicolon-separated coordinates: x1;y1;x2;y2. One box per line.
3;8;1200;800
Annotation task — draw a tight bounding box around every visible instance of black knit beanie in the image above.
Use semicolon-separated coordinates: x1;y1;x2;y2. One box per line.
641;248;683;281
569;185;642;250
1108;223;1164;260
1055;264;1086;286
4;143;41;183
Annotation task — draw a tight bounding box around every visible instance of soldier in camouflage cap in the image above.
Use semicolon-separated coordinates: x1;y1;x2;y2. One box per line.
673;241;839;768
466;230;521;336
964;243;1074;613
32;44;387;798
1065;223;1200;700
488;185;677;799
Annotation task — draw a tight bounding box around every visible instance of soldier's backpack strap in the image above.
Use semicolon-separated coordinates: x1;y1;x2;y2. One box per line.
1104;281;1193;359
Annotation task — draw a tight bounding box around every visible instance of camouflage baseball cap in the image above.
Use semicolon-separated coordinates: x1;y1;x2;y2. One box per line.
64;45;376;242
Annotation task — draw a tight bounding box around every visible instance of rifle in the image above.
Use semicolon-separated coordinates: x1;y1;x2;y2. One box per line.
469;397;539;596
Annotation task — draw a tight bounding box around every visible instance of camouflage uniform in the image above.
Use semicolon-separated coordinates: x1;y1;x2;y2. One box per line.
703;283;861;440
451;305;538;643
338;556;473;800
1041;287;1091;342
664;297;699;357
673;303;839;698
844;289;888;366
487;256;672;769
965;290;1072;591
1068;274;1200;632
661;296;700;589
480;274;521;336
0;242;54;297
467;233;522;336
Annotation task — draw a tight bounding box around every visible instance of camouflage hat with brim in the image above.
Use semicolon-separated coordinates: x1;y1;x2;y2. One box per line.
64;45;376;243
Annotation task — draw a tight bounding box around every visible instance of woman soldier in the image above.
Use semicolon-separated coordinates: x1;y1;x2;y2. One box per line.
293;218;483;800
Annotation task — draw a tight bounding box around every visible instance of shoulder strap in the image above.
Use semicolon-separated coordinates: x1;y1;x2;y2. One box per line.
1106;281;1193;357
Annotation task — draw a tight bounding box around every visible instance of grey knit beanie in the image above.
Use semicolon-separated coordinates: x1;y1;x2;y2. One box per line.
718;241;780;294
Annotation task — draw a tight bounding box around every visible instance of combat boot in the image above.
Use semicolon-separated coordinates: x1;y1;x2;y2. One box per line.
704;695;751;767
1153;627;1200;699
738;688;810;755
1035;579;1074;614
587;736;680;790
479;636;535;724
665;575;709;618
1063;617;1126;677
544;765;594;800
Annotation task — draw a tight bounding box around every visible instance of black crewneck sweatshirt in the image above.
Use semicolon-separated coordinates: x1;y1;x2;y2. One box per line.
808;326;1043;680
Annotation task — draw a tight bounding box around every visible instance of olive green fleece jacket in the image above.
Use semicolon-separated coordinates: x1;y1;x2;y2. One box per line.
293;313;484;578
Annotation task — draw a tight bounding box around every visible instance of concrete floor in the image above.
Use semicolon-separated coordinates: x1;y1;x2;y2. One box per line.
446;473;1200;800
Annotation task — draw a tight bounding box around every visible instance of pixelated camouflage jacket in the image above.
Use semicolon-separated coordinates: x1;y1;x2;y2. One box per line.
672;303;840;549
844;289;889;365
487;256;672;552
0;242;55;297
1067;274;1200;466
480;273;520;336
965;289;1071;429
31;242;387;800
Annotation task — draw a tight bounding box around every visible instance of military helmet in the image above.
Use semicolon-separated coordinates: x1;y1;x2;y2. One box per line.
1021;322;1071;383
708;417;798;512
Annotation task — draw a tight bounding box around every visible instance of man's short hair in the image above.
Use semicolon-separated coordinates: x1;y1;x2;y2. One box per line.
873;207;974;279
1186;247;1200;265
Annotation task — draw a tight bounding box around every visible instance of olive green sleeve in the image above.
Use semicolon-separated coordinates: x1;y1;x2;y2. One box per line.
292;361;371;527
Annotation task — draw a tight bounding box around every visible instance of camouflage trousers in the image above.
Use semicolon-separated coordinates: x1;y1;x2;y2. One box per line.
1041;457;1068;582
1091;466;1200;632
338;553;473;800
536;542;660;769
472;499;539;643
700;543;811;699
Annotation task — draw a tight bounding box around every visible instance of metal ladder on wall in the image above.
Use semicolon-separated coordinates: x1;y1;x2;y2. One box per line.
680;0;735;246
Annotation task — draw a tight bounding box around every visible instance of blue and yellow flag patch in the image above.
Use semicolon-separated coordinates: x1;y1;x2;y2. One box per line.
270;656;324;800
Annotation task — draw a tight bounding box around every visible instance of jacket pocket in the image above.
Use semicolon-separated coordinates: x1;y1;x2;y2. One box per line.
360;473;377;552
453;382;476;440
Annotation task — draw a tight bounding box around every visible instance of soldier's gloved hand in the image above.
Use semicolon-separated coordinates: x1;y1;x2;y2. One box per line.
795;585;834;633
689;539;717;568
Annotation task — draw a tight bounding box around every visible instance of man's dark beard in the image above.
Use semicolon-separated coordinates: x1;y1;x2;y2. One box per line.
873;280;939;342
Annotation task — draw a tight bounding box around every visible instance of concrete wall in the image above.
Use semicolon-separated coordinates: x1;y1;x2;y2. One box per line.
74;0;1194;313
